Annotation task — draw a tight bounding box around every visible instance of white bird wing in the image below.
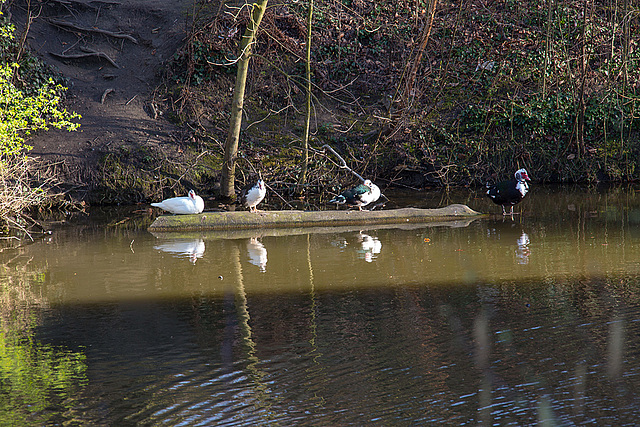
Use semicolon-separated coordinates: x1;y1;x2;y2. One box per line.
370;184;381;203
193;195;205;213
152;196;199;214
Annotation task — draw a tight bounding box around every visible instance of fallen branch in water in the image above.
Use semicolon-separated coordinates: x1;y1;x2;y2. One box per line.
6;216;33;241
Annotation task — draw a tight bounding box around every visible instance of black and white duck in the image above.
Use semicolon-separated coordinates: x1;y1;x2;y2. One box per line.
329;179;381;211
486;168;530;215
240;179;266;213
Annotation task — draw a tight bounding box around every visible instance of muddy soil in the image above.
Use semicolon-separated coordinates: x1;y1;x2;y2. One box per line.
10;0;194;201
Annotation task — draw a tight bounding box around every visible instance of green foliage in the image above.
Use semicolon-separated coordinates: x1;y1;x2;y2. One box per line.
0;259;87;425
460;91;640;148
0;16;13;46
0;326;88;424
0;9;80;157
460;92;575;141
401;0;640;183
0;4;80;231
170;40;237;86
0;64;80;155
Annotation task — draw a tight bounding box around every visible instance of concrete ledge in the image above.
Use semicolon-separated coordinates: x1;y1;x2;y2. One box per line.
148;204;483;232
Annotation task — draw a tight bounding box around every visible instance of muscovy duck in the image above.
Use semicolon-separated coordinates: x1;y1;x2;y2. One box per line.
151;189;204;214
240;178;266;212
486;168;530;215
329;179;381;210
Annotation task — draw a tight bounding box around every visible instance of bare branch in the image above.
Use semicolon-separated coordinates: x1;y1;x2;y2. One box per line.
319;144;365;182
47;18;138;44
49;49;119;68
101;88;114;104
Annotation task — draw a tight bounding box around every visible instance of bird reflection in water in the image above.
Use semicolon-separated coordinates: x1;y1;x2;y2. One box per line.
357;233;382;263
515;232;530;265
247;237;267;272
154;238;205;264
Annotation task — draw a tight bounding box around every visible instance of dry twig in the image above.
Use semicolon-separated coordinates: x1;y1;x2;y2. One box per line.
101;88;114;104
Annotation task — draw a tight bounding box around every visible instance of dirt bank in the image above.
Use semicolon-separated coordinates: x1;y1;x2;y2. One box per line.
11;0;195;202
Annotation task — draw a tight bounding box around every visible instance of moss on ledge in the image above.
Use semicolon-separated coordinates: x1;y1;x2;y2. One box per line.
148;204;483;232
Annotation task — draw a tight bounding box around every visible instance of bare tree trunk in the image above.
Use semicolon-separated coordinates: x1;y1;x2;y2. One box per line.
296;0;313;195
620;0;629;159
622;0;630;87
576;0;590;158
542;0;554;98
403;0;439;107
382;0;438;144
220;0;269;199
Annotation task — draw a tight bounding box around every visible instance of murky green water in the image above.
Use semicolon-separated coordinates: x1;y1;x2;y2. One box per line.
2;186;640;425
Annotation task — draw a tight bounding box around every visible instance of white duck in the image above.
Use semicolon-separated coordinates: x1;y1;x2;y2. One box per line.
358;233;382;263
151;189;204;214
240;179;266;213
154;238;206;264
247;237;268;272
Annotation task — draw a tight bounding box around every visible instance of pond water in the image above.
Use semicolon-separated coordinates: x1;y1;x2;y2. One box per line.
3;186;640;425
